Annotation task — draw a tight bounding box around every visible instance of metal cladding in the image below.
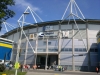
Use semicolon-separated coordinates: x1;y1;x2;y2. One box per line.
0;38;13;60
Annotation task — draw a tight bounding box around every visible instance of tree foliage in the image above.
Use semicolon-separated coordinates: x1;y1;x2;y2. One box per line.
0;0;15;30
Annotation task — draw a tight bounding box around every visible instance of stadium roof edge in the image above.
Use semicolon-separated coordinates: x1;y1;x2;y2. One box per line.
1;19;100;38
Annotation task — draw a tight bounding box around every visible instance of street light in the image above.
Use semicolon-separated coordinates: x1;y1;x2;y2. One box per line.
23;12;30;14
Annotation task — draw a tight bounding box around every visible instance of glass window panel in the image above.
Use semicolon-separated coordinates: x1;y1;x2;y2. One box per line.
55;48;58;51
94;48;98;52
61;48;65;51
37;48;46;52
48;48;58;52
43;41;46;45
90;48;94;52
79;48;82;52
69;48;72;51
28;49;33;52
75;48;78;52
43;49;46;51
48;42;51;45
83;48;87;52
65;48;68;51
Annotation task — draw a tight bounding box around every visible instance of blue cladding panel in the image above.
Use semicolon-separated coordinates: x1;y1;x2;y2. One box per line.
0;46;12;60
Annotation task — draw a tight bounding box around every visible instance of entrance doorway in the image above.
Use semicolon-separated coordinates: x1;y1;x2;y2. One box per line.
36;55;58;69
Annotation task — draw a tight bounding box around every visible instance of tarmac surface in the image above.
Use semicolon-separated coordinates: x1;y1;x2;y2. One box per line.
25;69;100;75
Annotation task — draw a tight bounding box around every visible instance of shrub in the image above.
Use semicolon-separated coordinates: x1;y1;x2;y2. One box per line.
0;64;5;72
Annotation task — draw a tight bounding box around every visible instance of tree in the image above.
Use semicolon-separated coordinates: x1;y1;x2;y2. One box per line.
0;0;15;31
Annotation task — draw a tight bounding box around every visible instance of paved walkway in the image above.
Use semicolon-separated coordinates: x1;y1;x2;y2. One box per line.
26;72;74;75
25;69;98;75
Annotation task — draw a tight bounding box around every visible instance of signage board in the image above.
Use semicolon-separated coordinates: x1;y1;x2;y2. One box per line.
43;26;53;31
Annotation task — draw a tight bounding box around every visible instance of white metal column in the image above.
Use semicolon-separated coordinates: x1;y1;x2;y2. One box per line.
58;30;61;65
34;32;38;65
86;21;90;71
45;54;48;70
24;39;28;65
45;38;48;70
15;24;23;75
72;24;75;71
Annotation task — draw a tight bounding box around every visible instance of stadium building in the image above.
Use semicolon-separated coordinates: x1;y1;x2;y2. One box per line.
1;19;100;71
1;0;100;72
97;31;100;69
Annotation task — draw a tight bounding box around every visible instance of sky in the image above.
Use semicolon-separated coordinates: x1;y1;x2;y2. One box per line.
1;0;100;34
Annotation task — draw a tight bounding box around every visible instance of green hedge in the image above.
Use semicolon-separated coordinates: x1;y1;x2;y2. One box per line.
0;64;5;72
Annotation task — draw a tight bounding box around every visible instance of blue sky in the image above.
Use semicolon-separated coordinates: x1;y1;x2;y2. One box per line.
1;0;100;34
7;0;100;23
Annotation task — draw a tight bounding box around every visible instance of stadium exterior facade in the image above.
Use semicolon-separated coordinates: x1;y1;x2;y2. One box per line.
1;19;100;71
97;30;100;70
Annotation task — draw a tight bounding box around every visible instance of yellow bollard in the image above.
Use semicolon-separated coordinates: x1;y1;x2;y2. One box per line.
2;74;6;75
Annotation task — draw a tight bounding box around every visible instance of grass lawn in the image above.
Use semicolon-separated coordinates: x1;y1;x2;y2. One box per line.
0;70;27;75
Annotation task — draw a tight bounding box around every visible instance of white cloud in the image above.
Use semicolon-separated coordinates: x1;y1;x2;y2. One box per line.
14;0;41;12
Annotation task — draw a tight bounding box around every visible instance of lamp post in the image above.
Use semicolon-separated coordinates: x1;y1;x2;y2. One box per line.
15;13;27;75
15;27;23;75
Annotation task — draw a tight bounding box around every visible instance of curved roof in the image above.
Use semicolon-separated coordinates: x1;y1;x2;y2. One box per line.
1;19;100;38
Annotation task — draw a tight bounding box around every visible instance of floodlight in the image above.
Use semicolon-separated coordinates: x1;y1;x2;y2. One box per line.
23;12;30;14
